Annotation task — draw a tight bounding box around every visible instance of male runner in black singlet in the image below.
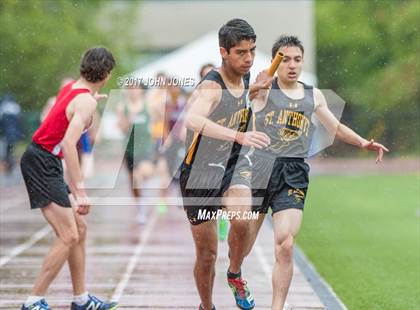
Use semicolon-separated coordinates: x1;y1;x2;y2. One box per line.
180;19;271;310
246;35;389;310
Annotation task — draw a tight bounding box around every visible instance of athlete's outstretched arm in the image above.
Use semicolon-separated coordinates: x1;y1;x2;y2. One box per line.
62;93;97;213
185;80;270;148
314;88;389;162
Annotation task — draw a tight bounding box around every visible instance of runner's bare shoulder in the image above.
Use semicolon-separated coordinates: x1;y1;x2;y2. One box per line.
189;79;222;111
313;87;327;110
67;93;97;122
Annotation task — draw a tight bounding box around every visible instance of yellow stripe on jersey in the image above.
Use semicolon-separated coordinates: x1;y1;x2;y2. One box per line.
185;132;200;165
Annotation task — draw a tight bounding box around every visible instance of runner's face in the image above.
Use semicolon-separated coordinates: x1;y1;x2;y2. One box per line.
221;40;256;75
276;46;303;84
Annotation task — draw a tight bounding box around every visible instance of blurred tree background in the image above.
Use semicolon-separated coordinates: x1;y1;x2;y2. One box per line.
316;0;419;155
0;0;140;133
0;0;418;155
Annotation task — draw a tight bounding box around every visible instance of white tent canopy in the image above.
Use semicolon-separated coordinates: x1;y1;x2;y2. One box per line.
131;31;317;86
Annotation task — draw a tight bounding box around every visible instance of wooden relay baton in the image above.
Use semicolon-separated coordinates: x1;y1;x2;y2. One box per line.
267;51;284;76
251;51;285;131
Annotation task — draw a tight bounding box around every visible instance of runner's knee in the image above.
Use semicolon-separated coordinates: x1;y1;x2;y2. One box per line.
60;229;79;247
196;247;217;267
275;234;294;261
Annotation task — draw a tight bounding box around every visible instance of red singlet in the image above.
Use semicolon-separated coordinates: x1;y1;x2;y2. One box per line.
32;81;90;158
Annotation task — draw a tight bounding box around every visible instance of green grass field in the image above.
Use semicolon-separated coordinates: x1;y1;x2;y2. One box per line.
297;174;420;310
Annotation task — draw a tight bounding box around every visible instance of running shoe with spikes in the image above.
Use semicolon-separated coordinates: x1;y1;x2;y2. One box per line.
227;273;255;309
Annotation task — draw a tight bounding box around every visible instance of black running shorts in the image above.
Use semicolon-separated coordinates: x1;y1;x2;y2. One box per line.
20;142;72;209
251;155;310;214
180;155;252;225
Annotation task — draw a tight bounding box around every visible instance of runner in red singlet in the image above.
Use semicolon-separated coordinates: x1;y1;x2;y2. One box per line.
20;47;118;310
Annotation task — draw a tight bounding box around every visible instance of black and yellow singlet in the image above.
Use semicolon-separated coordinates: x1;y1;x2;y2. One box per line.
184;70;251;167
254;78;316;158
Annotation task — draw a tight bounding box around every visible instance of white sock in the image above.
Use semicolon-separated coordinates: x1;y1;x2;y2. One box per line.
24;296;43;307
73;291;89;306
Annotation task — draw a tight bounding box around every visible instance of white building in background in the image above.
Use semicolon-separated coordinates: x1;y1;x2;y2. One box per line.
102;0;316;140
131;31;317;87
134;0;315;75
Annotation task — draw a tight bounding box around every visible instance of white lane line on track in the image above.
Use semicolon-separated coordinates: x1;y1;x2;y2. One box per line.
111;211;159;302
0;225;51;267
0;198;28;212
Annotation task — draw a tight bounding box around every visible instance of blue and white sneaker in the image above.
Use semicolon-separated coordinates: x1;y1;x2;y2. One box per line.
21;299;52;310
70;294;118;310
